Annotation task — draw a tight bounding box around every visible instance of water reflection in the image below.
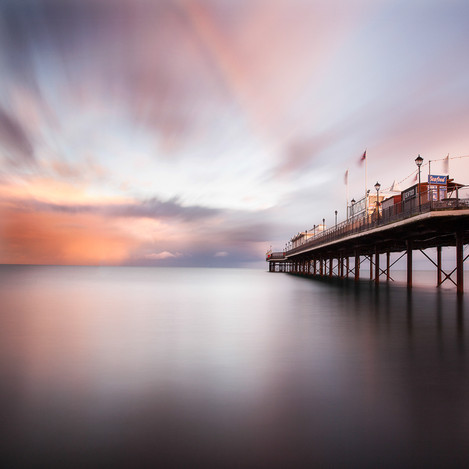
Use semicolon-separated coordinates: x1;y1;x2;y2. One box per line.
1;266;469;468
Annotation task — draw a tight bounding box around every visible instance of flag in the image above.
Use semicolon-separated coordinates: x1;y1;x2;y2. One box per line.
344;169;349;185
413;172;418;183
359;150;366;165
443;153;449;174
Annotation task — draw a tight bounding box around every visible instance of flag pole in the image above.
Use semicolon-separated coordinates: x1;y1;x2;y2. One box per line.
364;149;368;216
346;169;349;220
365;148;367;197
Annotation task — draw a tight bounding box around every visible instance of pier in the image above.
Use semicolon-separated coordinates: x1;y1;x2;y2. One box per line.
267;187;469;294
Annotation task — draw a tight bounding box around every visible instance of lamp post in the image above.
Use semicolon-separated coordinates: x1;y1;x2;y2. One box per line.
415;154;423;212
322;218;325;232
335;210;338;228
375;181;381;223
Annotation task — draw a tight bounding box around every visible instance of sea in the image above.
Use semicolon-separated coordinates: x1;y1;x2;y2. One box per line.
1;265;469;468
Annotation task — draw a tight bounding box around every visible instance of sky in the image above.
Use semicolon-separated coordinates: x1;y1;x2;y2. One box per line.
1;0;469;267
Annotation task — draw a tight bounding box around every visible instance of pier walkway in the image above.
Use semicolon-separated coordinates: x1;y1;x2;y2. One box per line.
267;194;469;294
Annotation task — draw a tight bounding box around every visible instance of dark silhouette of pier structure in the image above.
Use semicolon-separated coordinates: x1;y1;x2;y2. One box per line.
267;189;469;294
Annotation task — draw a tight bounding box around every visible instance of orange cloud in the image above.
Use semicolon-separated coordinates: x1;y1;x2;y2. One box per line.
0;208;137;265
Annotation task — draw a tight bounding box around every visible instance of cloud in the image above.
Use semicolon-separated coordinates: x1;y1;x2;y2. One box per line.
11;196;220;222
214;251;229;257
0;107;34;163
145;251;183;260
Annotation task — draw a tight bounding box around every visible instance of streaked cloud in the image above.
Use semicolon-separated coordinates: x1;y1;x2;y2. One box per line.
1;0;468;265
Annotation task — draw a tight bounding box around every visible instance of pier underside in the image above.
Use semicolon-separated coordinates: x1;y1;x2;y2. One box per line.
268;210;469;294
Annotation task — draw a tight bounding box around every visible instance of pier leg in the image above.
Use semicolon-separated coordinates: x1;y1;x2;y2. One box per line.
407;240;413;289
456;231;464;295
329;257;333;278
370;254;373;281
355;251;360;282
437;246;442;286
320;258;323;276
375;247;380;286
386;252;390;281
346;257;349;278
313;259;317;276
339;256;344;278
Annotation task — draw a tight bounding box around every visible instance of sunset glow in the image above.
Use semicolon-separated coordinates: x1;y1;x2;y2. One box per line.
1;0;469;266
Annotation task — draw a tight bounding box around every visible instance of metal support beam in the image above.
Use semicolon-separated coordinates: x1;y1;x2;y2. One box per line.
437;246;442;286
407;240;413;289
456;231;464;294
375;247;380;286
355;251;360;281
386;252;390;281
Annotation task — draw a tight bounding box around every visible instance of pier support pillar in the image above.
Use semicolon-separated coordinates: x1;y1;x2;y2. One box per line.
386;252;390;281
313;259;317;276
370;254;373;281
346;257;349;278
375;247;380;286
456;231;464;295
355;251;360;282
320;258;323;276
329;257;333;278
437;246;442;286
407;240;413;289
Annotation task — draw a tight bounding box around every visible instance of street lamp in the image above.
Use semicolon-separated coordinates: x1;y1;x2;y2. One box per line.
375;181;381;223
415;154;423;212
335;210;338;228
322;218;325;231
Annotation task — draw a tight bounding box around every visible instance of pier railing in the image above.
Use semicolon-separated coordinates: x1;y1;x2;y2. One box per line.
283;190;469;257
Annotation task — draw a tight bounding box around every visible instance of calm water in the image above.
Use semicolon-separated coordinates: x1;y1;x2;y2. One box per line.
1;266;469;468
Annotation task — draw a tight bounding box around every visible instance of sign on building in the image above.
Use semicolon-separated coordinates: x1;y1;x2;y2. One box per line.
402;186;416;202
428;175;447;201
428;175;447;185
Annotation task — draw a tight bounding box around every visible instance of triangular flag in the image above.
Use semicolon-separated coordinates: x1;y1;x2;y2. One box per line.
359;150;366;165
443;153;449;174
